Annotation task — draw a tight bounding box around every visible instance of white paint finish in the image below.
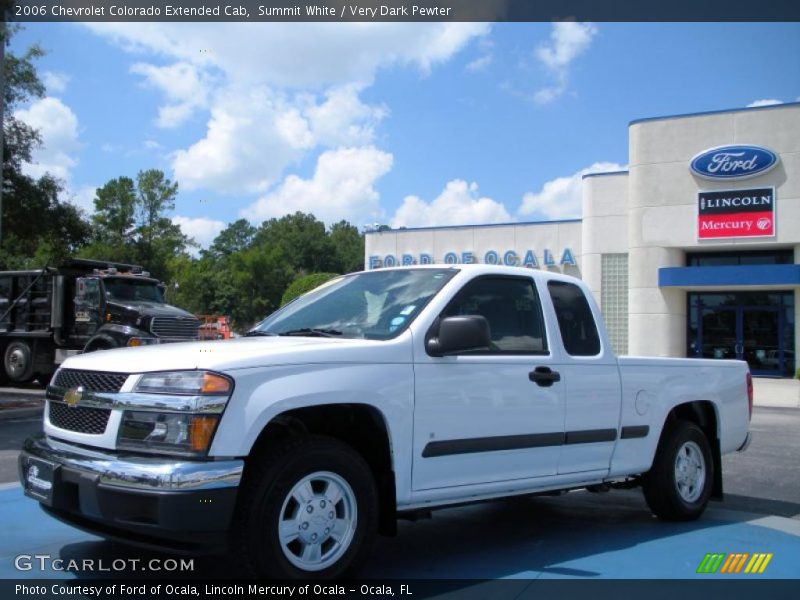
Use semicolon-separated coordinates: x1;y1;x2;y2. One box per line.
44;401;123;450
393;229;436;264
610;356;749;476
39;265;752;514
411;357;565;489
558;363;621;474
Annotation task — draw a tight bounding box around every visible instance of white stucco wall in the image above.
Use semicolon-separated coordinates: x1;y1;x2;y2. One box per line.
626;103;800;357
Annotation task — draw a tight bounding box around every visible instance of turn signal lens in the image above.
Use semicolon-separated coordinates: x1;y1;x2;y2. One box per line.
190;416;219;452
746;372;753;420
201;373;232;395
135;370;233;396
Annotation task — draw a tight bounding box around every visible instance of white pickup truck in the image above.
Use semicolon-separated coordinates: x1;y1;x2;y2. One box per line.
20;265;752;578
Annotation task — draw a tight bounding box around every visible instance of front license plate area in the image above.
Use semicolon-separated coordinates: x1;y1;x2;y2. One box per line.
22;456;58;506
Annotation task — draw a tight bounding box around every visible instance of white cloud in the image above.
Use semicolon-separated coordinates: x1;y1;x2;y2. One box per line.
518;162;625;220
241;146;393;226
42;71;70;94
747;99;782;108
534;22;597;104
391;180;511;228
171;85;389;194
172;215;226;248
466;53;493;72
131;61;212;128
84;23;488;196
85;23;489;89
66;185;98;214
14;97;81;181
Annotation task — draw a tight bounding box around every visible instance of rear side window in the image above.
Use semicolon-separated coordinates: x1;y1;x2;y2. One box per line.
547;281;601;356
441;276;548;354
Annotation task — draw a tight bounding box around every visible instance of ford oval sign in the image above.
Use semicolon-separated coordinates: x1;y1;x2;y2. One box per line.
690;145;779;180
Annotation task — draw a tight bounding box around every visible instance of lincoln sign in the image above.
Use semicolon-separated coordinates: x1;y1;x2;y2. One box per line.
697;187;775;240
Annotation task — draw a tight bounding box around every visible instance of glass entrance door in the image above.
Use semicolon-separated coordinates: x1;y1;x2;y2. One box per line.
742;308;782;376
688;292;795;377
699;307;737;361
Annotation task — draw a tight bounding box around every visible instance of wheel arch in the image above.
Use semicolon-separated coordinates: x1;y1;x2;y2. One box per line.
246;403;397;536
662;400;722;499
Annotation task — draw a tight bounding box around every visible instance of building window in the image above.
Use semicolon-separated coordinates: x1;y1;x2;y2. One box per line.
686;249;794;267
601;253;629;355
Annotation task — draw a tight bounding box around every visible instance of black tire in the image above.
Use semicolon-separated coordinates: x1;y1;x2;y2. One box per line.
642;420;714;521
4;340;34;383
233;435;378;579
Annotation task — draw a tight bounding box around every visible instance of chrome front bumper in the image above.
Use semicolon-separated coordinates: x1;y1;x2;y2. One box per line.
22;434;243;492
19;434;243;552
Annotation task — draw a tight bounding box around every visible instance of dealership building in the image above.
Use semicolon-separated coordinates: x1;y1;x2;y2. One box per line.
365;103;800;377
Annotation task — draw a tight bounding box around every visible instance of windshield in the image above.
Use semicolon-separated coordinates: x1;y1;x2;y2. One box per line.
253;269;458;340
103;278;165;303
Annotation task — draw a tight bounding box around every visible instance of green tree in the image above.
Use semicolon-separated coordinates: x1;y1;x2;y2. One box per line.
0;26;90;268
328;220;364;273
254;212;336;273
204;218;256;260
135;169;181;268
92;176;137;247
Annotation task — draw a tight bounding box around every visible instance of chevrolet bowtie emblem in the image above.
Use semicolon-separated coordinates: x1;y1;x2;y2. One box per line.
64;386;84;408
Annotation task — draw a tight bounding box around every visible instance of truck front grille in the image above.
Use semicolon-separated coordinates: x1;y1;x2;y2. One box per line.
150;317;199;340
49;402;110;435
53;369;128;393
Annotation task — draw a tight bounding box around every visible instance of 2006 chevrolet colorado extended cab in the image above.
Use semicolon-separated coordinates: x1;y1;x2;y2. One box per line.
20;265;752;578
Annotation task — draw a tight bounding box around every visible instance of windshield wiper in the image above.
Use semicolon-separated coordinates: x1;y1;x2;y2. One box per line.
244;330;279;337
279;328;343;338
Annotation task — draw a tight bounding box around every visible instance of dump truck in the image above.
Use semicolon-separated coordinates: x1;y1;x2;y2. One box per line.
0;259;199;384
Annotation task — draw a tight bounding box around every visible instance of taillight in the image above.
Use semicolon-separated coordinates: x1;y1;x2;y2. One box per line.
746;372;753;420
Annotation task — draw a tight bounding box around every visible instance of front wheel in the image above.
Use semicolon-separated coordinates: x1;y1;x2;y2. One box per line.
642;420;714;521
234;435;377;579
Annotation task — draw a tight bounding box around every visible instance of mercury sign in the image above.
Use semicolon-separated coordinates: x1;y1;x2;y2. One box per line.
368;248;577;270
690;145;779;180
697;188;775;240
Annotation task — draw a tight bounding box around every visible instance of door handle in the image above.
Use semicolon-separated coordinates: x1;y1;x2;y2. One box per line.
529;366;561;387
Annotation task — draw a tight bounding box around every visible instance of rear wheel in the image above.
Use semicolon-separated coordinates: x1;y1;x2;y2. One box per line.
234;435;377;579
642;420;714;521
4;341;34;383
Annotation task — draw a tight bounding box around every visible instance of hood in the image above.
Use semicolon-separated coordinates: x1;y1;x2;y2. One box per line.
107;300;196;319
59;335;411;374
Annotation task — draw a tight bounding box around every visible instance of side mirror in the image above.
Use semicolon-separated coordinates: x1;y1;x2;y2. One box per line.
427;315;491;356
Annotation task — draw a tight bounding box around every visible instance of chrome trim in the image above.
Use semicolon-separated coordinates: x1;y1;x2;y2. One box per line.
737;431;752;452
46;386;229;414
23;434;243;491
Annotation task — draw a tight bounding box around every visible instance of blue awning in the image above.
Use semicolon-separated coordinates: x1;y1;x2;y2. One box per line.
659;264;800;287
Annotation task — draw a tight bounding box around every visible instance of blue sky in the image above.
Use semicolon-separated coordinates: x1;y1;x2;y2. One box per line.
12;22;800;247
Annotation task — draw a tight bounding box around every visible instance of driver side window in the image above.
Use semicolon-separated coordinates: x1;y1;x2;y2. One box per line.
440;276;548;354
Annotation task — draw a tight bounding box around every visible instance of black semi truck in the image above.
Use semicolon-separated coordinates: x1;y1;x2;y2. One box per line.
0;259;200;385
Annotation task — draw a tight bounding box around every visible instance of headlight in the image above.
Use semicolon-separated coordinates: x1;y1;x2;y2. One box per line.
134;370;233;395
118;412;219;456
121;370;233;456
